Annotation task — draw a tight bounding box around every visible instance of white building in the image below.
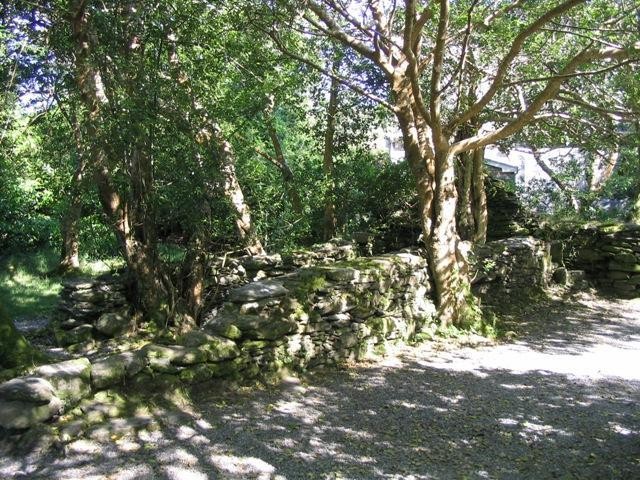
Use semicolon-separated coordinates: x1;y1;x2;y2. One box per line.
372;126;584;187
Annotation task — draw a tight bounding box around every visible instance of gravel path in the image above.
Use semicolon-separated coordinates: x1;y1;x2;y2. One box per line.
2;293;639;479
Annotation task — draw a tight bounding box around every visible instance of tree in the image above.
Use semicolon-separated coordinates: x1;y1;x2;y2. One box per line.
267;0;639;326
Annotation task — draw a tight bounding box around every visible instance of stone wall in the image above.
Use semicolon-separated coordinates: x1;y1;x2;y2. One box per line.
472;237;552;301
54;276;131;348
1;250;435;431
1;238;551;432
566;223;640;297
53;240;359;347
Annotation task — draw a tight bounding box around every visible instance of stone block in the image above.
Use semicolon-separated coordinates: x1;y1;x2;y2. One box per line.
613;253;638;264
35;357;92;406
0;395;63;429
607;271;630;280
609;261;640;273
91;355;127;389
94;310;131;337
167;345;208;366
0;377;55;404
57;324;94;346
229;280;288;303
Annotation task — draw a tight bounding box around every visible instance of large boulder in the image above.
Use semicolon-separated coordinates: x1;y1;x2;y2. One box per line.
35;357;92;406
94;310;131;337
0;396;63;430
0;377;62;429
0;377;55;404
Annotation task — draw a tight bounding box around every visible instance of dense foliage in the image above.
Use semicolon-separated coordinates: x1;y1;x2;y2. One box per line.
0;0;637;326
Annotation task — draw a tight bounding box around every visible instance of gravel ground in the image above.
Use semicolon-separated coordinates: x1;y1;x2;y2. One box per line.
1;292;639;479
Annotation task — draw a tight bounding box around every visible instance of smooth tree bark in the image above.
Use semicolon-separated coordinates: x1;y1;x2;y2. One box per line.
273;0;639;326
70;0;171;322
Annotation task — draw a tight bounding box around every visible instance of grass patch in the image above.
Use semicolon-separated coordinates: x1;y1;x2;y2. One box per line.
0;248;123;319
0;249;62;319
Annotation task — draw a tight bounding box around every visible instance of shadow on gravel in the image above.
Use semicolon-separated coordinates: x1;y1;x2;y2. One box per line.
12;360;639;479
3;296;640;479
502;295;640;355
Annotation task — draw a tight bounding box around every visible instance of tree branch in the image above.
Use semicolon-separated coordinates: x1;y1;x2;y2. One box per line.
450;42;640;154
429;0;449;144
268;32;396;111
448;0;586;132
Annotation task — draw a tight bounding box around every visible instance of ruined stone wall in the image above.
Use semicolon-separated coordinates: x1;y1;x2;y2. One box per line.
472;237;552;301
0;250;435;431
1;238;551;431
566;224;640;297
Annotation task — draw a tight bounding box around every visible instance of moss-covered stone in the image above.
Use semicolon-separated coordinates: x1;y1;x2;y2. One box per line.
0;305;45;369
56;324;94;347
35;357;92;406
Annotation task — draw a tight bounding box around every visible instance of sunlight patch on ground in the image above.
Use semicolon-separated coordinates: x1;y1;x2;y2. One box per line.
163;465;208;480
609;422;637;436
209;454;276;477
519;421;572;439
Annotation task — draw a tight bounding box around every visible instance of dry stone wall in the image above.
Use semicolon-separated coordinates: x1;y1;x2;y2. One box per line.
566;224;640;297
54;276;131;347
1;238;552;432
472;237;552;300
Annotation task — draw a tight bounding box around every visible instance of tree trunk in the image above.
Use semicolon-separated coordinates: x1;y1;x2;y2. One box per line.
179;204;211;321
472;147;488;244
630;127;640;223
71;0;170;323
59;189;82;272
322;71;339;241
455;151;475;241
56;104;86;273
393;79;475;327
166;31;264;256
429;149;474;327
263;101;303;215
213;127;265;256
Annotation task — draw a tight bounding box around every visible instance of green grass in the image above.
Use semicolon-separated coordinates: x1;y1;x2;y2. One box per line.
0;249;62;319
0;248;125;320
0;243;187;320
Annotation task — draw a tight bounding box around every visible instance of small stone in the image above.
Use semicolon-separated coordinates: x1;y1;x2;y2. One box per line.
59;318;83;330
322;267;360;282
324;313;351;322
